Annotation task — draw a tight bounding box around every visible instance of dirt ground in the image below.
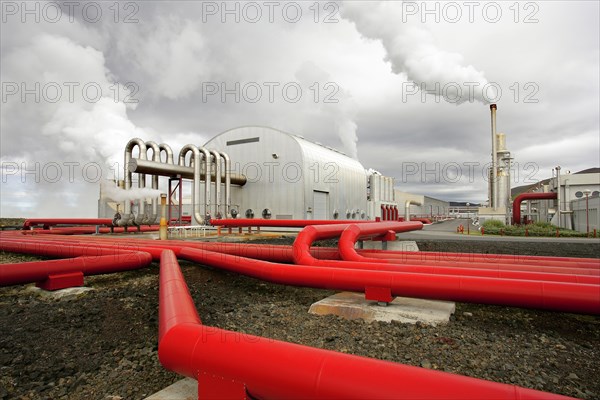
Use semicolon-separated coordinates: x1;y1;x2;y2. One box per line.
0;236;599;400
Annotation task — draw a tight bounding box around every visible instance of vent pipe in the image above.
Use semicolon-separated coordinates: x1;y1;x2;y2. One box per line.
490;104;498;209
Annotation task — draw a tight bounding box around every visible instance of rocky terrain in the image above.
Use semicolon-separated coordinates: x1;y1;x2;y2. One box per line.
1;236;599;400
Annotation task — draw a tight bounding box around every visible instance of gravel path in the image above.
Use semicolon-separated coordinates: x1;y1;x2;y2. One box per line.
0;238;599;400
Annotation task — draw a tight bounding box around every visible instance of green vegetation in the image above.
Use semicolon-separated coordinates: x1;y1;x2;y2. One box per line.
480;220;589;238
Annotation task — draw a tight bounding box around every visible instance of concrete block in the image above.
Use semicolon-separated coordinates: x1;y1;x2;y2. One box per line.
360;240;419;252
309;292;455;326
145;378;197;400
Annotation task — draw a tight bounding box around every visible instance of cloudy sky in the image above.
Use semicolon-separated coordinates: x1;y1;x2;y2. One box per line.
1;1;598;217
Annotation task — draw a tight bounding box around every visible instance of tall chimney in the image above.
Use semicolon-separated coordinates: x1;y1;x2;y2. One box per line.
490;104;498;209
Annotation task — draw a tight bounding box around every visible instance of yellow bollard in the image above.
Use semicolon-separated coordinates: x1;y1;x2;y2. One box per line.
159;194;168;240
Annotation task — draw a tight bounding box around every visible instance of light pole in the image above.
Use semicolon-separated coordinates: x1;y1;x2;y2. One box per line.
583;189;591;237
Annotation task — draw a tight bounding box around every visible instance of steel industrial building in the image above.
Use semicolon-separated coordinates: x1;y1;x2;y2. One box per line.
101;126;447;226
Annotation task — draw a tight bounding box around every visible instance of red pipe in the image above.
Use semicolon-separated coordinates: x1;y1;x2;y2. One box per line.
22;218;114;229
11;235;597;283
359;249;600;268
293;222;422;265
337;225;600;284
359;253;600;276
210;218;371;227
20;225;160;235
4;235;599;313
158;249;573;400
0;241;152;286
513;192;557;225
6;233;597;273
180;247;600;315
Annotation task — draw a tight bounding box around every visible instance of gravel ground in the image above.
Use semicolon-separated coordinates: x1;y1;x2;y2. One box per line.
0;236;599;400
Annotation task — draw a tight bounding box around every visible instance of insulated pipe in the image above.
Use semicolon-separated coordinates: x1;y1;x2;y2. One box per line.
219;151;231;216
158;143;174;164
0;254;152;286
358;248;600;267
210;219;372;227
123;138;147;223
179;145;204;225
180;247;600;316
158;249;573;400
0;242;152;286
513;192;557;225
6;237;598;287
209;149;221;217
15;234;599;275
129;159;247;186
293;222;423;266
337;225;600;283
405;200;422;222
145;141;161;224
4;236;598;313
198;147;212;218
359;252;600;275
22;219;113;229
20;233;600;272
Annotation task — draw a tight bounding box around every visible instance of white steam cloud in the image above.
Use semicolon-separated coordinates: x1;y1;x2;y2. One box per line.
100;181;163;202
341;1;494;104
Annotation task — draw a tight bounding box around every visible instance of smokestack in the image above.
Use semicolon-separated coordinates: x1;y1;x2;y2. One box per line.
490;104;498;209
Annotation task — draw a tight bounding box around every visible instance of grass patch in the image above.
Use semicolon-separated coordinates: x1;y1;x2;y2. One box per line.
481;221;589;237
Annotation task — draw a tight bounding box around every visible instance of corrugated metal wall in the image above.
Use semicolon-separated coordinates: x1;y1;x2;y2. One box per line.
204;126;367;220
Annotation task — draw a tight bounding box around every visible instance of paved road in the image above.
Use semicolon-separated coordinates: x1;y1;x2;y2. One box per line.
400;219;600;244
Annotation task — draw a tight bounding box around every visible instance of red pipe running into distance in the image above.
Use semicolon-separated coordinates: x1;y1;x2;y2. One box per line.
158;249;575;400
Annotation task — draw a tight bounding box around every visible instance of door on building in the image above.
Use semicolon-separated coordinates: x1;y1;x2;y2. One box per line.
313;191;329;220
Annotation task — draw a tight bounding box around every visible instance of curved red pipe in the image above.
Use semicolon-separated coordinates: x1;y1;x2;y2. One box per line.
6;234;598;280
158;249;574;400
7;235;598;313
292;222;422;265
24;231;598;269
513;192;557;225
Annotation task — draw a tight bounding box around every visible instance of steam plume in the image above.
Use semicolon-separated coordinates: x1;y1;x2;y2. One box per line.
341;2;494;104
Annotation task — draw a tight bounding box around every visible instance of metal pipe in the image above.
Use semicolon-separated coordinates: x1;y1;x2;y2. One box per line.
490;104;498;209
145;141;161;224
123;138;147;225
178;145;204;225
405;200;422;222
180;246;600;317
209;149;221;217
293;221;422;266
129;159;246;185
219;151;232;216
198;147;211;220
336;226;599;284
4;235;598;314
158;143;174;164
513;192;557;225
210;219;372;227
556;166;561;228
159;249;575;400
22;218;113;229
0;241;152;286
19;234;599;270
